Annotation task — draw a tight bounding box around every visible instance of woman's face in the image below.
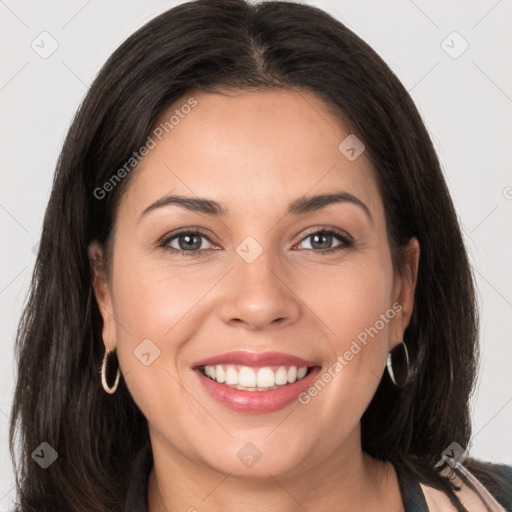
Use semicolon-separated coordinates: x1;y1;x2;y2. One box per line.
91;89;418;479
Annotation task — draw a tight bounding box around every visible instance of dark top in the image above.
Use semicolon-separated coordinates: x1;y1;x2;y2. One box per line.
123;440;512;511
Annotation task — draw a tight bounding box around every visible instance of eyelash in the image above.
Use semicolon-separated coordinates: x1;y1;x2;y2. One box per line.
159;227;354;257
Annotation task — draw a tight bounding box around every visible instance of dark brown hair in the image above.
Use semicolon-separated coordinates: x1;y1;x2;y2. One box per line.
9;1;507;510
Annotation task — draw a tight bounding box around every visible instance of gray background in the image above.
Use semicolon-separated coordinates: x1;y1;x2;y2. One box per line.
1;0;511;508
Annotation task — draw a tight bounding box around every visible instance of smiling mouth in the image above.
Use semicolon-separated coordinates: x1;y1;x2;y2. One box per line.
197;364;314;391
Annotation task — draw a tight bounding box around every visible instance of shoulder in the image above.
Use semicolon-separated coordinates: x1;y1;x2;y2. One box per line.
464;458;512;509
420;459;512;512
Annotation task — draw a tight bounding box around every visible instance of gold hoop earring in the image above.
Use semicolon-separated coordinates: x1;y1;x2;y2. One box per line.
101;348;120;394
386;340;410;388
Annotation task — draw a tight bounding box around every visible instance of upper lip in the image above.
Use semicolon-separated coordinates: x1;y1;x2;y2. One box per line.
192;350;319;368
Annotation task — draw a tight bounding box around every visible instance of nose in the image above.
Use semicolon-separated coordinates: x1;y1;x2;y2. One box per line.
218;246;301;331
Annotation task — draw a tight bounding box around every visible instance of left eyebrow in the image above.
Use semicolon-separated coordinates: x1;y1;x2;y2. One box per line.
138;191;373;225
287;191;373;225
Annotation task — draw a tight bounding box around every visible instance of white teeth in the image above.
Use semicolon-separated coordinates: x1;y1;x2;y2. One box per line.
239;366;256;387
275;366;288;385
215;365;225;383
202;364;310;390
287;366;297;383
297;367;308;379
256;367;275;388
225;367;238;385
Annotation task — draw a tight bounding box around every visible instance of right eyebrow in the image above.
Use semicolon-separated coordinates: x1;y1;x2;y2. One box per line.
139;195;227;221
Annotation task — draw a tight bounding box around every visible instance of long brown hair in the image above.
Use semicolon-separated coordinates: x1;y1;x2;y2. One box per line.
9;1;503;510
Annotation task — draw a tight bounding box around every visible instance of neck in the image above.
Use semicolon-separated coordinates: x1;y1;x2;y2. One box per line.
147;429;403;512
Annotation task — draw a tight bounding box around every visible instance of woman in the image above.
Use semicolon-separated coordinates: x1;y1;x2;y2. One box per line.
9;0;512;510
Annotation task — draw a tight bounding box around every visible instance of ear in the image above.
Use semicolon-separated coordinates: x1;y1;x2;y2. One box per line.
89;241;117;351
389;237;420;350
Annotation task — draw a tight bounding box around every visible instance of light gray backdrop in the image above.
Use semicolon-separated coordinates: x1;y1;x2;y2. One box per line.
1;0;511;508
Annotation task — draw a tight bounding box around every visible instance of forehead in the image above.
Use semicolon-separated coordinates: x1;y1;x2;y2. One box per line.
118;89;383;222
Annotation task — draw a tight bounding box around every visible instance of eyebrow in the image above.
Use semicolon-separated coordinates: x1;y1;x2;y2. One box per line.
139;191;373;225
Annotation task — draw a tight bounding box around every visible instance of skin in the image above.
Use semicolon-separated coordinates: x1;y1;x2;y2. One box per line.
90;89;422;511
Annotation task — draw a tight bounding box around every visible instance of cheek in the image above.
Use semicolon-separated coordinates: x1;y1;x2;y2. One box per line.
109;262;205;447
110;249;215;342
296;255;394;416
302;255;395;350
107;252;209;414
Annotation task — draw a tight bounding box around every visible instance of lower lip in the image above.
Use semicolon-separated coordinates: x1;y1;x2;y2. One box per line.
195;366;322;413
